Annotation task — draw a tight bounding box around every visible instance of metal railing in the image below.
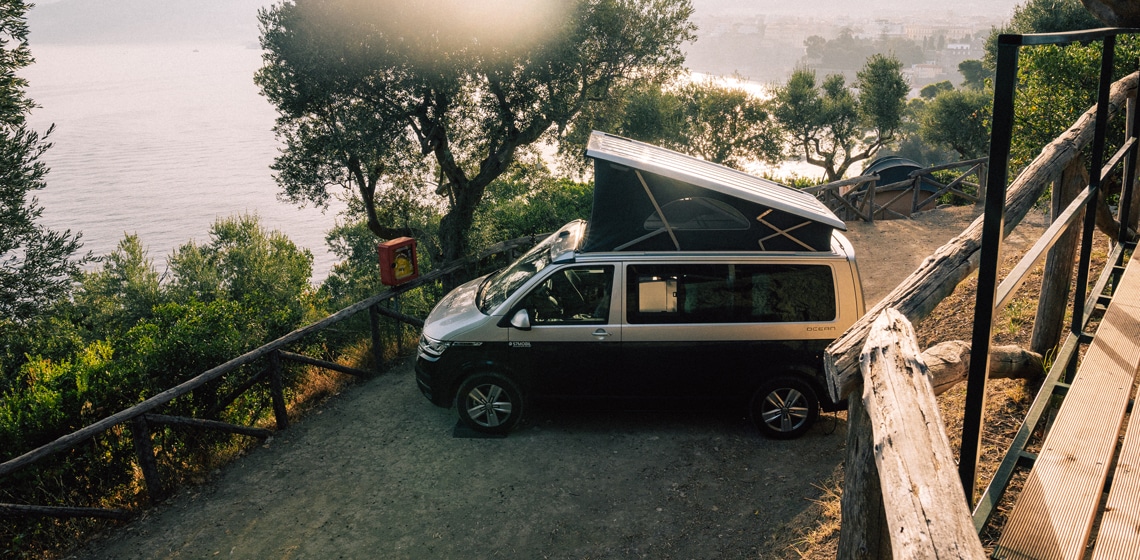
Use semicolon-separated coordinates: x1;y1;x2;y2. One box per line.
964;27;1140;524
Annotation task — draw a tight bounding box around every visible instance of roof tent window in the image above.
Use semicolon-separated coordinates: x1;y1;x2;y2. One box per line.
643;197;750;231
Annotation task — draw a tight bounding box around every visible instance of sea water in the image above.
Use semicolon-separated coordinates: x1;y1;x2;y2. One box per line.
21;42;344;281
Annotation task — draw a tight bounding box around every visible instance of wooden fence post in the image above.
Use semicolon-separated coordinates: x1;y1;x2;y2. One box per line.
1126;96;1140;235
268;350;289;430
369;304;384;369
857;309;987;559
977;162;988;203
394;294;403;355
912;175;922;215
838;387;891;560
866;180;878;223
130;415;165;504
1031;157;1086;355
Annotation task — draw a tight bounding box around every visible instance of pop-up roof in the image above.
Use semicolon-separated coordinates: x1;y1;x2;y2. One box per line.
581;131;845;253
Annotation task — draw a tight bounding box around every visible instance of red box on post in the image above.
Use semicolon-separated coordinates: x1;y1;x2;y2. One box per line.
378;237;419;286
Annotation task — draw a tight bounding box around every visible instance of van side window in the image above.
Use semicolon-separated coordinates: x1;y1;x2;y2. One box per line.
521;266;614;324
626;264;836;324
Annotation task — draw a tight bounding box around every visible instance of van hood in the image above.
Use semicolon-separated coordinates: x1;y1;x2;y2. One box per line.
422;274;492;341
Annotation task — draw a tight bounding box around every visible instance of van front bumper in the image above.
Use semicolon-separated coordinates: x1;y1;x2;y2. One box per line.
415;357;450;408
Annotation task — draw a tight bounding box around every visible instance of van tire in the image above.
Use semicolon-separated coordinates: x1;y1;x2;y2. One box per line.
455;373;524;434
750;376;819;439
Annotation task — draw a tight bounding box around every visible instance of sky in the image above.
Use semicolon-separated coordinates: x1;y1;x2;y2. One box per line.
26;0;1030;45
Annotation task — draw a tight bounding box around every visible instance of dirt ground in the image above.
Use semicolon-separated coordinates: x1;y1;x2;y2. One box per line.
65;204;1049;560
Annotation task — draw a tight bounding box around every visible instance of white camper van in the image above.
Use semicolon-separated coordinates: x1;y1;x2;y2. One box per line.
416;132;865;439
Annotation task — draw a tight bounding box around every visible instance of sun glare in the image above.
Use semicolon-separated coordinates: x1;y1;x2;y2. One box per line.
367;0;572;53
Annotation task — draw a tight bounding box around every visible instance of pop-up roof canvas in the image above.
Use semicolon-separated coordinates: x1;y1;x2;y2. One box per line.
581;132;845;253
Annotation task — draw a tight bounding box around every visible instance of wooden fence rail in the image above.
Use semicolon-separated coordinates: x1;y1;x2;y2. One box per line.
808;158;986;222
0;235;538;519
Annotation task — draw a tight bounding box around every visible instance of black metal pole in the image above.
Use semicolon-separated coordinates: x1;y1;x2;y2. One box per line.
1072;37;1116;341
960;35;1019;508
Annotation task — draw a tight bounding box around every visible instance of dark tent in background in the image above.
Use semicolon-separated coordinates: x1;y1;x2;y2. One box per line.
582;132;845;253
856;156;940;218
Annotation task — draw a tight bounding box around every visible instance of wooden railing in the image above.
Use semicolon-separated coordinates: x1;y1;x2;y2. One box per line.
805;158;986;222
0;235;538;521
826;29;1140;559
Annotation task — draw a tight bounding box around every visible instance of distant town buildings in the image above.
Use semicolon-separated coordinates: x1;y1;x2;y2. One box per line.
684;11;999;90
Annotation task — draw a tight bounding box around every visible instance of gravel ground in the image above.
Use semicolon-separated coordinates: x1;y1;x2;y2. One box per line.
67;367;848;560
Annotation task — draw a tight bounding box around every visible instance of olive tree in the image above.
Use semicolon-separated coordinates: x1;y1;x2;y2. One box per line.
256;0;695;265
770;54;908;182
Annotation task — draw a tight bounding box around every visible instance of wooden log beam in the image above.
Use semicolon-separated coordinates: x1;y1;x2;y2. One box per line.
278;351;375;378
824;71;1139;402
857;309;986;559
802;174;879;194
921;341;1044;396
914;157;989;175
0;503;131;521
371;303;425;328
142;414;273;439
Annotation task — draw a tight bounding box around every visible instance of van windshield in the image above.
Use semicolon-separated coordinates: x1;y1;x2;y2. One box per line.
477;240;555;313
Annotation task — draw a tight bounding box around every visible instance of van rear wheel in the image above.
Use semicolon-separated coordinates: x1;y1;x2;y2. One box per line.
455;373;524;434
751;376;819;439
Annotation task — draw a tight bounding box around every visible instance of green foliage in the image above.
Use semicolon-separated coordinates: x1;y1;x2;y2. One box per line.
73;234;163;337
168;215;314;338
0;0;87;326
612;79;781;169
857;55;909;138
0;341;114;456
920;81;954;100
256;0;696;264
958;60;990;89
472;165;594;248
1009;36;1140;169
982;0;1102;69
1006;0;1101;34
920;88;993;160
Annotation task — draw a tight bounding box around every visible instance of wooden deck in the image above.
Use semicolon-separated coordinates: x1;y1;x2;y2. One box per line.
993;253;1140;560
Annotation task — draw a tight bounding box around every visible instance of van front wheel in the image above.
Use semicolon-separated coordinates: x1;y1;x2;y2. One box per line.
455;373;524;434
751;376;819;439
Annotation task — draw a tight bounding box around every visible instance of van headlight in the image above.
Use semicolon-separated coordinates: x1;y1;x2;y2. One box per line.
418;334;451;360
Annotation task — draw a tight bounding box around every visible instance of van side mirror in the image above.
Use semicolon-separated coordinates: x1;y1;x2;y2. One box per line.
509;308;532;330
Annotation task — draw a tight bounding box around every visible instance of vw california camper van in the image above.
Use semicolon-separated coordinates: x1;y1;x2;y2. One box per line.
416;132;864;438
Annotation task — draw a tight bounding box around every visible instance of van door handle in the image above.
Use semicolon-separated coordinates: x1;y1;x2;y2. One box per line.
592;329;611;337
